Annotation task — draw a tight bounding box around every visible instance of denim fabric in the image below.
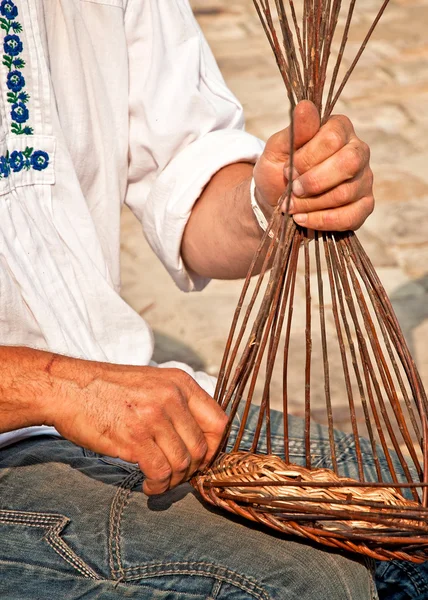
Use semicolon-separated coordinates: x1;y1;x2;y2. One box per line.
0;409;379;600
375;560;428;600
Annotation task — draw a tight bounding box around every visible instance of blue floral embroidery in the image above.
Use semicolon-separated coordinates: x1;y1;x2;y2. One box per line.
0;155;10;177
0;147;46;179
0;1;18;20
0;0;50;179
30;150;49;171
4;33;21;55
7;69;25;92
9;149;24;172
10;100;28;123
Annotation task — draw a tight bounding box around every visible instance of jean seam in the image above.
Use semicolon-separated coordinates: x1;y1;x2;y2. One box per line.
82;447;136;473
98;457;135;472
323;434;353;465
211;579;222;598
390;561;428;596
119;562;270;600
0;509;101;580
370;574;379;600
232;434;331;458
362;557;379;600
108;470;144;580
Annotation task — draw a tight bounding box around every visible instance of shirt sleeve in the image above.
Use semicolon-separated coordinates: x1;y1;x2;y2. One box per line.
124;0;265;292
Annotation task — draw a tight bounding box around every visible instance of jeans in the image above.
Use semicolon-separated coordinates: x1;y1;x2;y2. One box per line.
0;408;394;599
376;561;428;600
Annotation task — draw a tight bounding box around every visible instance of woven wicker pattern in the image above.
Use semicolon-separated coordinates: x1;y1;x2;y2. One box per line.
194;453;428;562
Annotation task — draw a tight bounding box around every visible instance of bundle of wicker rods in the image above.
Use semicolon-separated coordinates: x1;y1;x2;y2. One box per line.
192;0;428;563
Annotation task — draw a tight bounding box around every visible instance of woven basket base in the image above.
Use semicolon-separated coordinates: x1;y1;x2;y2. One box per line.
192;452;428;562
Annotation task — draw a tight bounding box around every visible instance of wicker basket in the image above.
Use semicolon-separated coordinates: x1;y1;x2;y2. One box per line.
192;0;428;563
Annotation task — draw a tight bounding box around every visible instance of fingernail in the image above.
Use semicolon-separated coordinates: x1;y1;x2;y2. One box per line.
292;179;304;197
284;165;300;181
294;213;308;225
287;198;295;213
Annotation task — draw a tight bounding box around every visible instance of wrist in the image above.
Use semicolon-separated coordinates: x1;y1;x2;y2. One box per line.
0;346;59;432
250;177;275;238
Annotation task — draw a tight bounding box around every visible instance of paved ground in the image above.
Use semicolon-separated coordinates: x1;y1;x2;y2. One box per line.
120;0;428;440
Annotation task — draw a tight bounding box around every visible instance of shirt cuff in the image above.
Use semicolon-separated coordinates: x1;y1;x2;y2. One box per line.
142;129;265;292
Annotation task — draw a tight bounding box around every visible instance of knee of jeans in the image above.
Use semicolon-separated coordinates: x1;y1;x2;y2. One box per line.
293;550;372;600
255;540;373;600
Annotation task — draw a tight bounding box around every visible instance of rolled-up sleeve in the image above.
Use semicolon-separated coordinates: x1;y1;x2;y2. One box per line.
124;0;265;291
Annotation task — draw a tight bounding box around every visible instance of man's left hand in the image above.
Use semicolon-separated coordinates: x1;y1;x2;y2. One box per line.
253;100;374;231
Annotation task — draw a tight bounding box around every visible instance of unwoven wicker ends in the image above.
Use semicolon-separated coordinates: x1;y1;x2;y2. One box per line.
193;453;428;563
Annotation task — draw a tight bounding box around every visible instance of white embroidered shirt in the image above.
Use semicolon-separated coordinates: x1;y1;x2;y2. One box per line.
0;0;264;447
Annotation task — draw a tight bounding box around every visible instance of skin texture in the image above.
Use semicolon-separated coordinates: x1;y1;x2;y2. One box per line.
1;101;374;496
0;347;227;496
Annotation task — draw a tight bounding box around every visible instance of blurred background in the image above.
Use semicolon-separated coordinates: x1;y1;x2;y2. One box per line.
120;0;428;428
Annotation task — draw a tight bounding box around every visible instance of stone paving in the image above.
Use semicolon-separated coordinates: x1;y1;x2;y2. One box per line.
120;0;428;438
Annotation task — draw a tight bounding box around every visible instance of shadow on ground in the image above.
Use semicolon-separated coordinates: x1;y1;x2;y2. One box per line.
152;331;206;371
390;273;428;360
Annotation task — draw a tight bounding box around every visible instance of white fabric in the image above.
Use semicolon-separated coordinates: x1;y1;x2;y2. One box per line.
0;0;264;449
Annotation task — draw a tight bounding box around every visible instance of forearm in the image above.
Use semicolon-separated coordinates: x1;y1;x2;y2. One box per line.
0;346;127;435
0;347;103;435
0;346;56;433
181;162;267;280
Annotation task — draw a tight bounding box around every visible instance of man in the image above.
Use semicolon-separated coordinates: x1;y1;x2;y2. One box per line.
0;1;378;598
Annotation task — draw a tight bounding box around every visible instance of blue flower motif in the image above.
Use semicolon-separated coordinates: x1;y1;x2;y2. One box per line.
9;150;24;172
4;34;22;56
18;91;29;102
30;150;49;171
0;156;10;178
11;101;29;123
6;70;25;93
0;1;18;20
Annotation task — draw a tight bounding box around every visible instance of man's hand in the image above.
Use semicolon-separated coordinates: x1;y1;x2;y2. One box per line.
184;100;374;278
253;100;374;231
0;347;227;496
46;358;227;495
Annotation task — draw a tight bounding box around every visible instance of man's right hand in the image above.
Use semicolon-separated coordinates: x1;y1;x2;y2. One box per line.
0;347;227;496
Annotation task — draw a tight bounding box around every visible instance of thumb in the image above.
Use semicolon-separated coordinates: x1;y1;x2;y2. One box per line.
187;387;228;463
254;101;321;206
292;100;321;151
264;100;321;163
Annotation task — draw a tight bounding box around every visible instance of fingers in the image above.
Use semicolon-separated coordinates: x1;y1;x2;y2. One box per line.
281;117;373;231
185;379;228;465
171;402;210;481
141;411;207;496
292;114;356;175
287;163;373;215
141;440;172;496
141;371;227;496
142;415;205;494
292;194;374;231
291;141;370;200
253;106;373;225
